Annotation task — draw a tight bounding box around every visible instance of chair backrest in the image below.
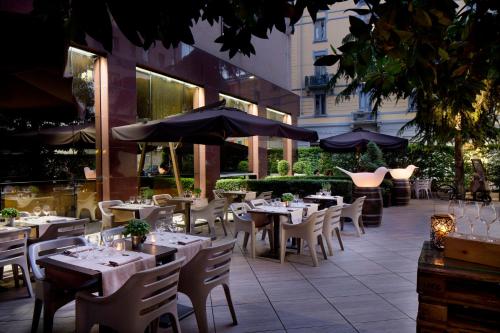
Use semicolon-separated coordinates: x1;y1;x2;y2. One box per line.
244;191;257;201
352;196;366;212
0;228;29;264
210;198;226;217
179;240;236;291
311;209;327;235
102;258;184;326
78;191;96;203
152;194;173;207
84;167;96;180
101;226;126;244
212;189;224;199
230;203;249;216
98;200;124;215
29;236;88;280
144;206;175;228
250;199;268;208
37;218;89;242
257;191;273;200
323;205;342;233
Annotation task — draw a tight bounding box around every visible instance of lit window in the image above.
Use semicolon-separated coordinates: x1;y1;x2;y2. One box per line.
358;85;372;112
315;94;326;116
314;18;326;42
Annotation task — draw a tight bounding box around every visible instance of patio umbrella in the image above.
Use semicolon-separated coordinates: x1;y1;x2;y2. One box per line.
319;128;408;153
112;100;318;194
14;123;96;149
112;100;318;144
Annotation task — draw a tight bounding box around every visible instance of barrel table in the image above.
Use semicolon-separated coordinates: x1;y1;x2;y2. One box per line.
392;179;411;206
353;186;383;226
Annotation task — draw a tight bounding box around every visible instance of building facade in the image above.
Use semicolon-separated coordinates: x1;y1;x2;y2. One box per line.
290;1;416;143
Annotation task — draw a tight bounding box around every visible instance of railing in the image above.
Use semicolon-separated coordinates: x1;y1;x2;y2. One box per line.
352;111;378;124
304;74;333;90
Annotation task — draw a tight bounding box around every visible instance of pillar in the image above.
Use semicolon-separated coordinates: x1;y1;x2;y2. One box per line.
283;114;294;176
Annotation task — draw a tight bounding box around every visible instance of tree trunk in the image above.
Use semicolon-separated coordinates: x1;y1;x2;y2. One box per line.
454;134;465;199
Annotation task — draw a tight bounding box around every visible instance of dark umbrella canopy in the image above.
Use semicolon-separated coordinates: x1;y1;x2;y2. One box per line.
320;128;408;152
112;101;318;144
14;123;96;149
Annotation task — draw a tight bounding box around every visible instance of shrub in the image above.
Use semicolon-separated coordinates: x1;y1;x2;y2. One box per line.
1;208;19;218
277;160;289;176
237;160;249;172
293;161;307;174
215;179;248;191
359;141;386;171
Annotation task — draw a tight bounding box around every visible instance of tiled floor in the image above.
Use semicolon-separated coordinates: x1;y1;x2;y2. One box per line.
1;199;498;332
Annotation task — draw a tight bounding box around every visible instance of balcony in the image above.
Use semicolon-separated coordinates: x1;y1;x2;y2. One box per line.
304;74;332;91
351;111;379;126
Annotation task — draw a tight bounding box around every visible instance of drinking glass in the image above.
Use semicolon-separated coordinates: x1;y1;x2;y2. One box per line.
42;205;50;216
136;195;142;204
155;221;166;233
32;206;42;217
87;234;101;259
480;202;497;241
464;201;479;239
112;239;126;252
129;196;135;204
102;233;115;248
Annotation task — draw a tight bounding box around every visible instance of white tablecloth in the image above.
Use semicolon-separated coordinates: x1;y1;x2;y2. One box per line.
288;203;319;217
18;216;74;236
253;206;304;224
145;232;211;263
50;249;156;296
111;204;156;219
306;195;343;204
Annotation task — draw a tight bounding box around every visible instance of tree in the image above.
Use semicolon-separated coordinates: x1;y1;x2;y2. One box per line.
31;0;339;58
358;141;385;172
315;0;500;198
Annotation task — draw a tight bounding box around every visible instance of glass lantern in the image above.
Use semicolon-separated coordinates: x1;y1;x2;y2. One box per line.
430;214;456;249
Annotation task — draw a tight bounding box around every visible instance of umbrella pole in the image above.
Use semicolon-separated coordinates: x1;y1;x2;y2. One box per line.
138;143;147;178
169;142;183;196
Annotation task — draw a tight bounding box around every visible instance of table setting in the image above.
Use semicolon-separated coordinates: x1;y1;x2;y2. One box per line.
146;231;211;263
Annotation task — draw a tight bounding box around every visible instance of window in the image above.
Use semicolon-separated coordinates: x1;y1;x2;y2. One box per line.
314;18;326;42
313;51;327;77
408;93;417;112
315;94;326;116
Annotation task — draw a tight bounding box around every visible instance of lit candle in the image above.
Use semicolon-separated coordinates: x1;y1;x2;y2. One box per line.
150;233;156;243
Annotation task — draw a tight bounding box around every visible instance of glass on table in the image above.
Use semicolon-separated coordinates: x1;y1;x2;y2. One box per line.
32;206;42;217
480;202;497;242
111;239;126;252
128;196;135;204
464;201;480;239
42;205;51;216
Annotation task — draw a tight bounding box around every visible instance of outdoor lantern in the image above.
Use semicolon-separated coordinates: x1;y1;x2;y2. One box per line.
336;166;388;187
430;214;456;249
389;165;418;180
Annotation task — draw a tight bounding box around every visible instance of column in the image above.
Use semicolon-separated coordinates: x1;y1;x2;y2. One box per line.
283;114;294;176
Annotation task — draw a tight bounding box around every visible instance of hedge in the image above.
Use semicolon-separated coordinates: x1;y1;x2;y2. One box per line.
216;178;353;202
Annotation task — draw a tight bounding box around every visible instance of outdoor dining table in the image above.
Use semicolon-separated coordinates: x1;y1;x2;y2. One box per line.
164;197;196;234
303;194;343;209
109;203;156;221
14;216;76;238
36;241;177;332
248;205;303;260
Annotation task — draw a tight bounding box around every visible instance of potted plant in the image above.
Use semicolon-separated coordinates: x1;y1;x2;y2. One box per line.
281;193;294;206
1;208;19;226
193;188;202;198
141;187;154;200
123;219;150;250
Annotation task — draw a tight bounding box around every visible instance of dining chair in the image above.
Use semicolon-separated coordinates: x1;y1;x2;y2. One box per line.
153;194;186;224
30;218;89;245
230;203;272;258
75;258;185;333
322;205;344;256
243;191;257;201
256;191;273;201
340;196;366;237
280;210;327;267
212;190;231;223
29;236;94;333
100;225;125;245
0;228;33;297
212;189;224;199
143;206;175;229
191;198;227;238
76;192;97;220
178;240;237;333
415;179;432;199
249;199;273;241
98;200;124;229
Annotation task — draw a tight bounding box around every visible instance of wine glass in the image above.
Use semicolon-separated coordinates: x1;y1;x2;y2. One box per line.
464;201;479;239
111;239;126;252
42;205;50;216
129;196;135;204
102;232;115;248
32;206;42;217
480;202;497;241
87;234;101;259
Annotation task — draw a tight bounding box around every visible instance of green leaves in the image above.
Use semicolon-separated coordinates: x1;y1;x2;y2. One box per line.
349;16;370;38
314;54;340;66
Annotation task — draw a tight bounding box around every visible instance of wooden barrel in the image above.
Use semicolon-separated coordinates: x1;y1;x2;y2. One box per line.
353;186;383;226
393;179;411;206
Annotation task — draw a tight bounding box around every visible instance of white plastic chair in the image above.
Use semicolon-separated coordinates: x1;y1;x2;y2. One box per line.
76;192;97;220
191;198;227;238
143;206;175;229
256;191;273;201
249;199;268;208
178;240;237;333
340;196;366;237
153;194;186;225
75;258;185;333
0;228;33;298
243;191;257;201
98;200;124;229
322;205;344;256
415;179;432;199
230;203;272;258
280;210;327;267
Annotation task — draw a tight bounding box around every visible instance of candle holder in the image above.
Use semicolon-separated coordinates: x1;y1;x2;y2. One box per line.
430;214;456;249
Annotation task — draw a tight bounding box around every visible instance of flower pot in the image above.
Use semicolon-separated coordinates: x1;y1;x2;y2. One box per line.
131;235;145;250
6;218;15;227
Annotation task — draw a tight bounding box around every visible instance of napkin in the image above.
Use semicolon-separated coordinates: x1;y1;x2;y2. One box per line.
63;246;93;257
178;238;201;245
108;255;142;267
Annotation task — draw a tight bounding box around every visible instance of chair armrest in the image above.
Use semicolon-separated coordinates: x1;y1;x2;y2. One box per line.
76;290;107;305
